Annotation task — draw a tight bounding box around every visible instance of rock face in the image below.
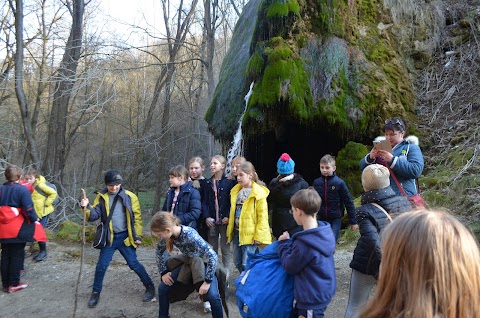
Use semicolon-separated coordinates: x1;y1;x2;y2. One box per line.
206;0;445;186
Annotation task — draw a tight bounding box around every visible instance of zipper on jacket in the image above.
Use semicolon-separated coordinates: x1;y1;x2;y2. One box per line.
324;178;328;219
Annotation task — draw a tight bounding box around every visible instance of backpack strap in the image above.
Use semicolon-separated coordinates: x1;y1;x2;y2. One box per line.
371;202;392;222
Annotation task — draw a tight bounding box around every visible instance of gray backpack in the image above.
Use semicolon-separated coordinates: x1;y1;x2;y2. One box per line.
35;181;60;205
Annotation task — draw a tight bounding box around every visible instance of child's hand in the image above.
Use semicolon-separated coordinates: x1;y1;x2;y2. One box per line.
198;281;211;295
221;217;229;225
278;231;290;241
206;217;215;228
350;224;359;231
80;198;89;208
162;272;174;286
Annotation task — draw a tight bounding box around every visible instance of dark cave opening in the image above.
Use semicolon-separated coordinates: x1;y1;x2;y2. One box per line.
244;122;347;185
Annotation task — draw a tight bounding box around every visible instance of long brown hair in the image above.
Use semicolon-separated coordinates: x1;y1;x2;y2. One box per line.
237;161;259;183
150;211;180;253
360;210;480;318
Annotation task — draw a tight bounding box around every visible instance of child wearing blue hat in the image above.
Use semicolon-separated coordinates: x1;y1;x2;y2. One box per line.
268;153;309;239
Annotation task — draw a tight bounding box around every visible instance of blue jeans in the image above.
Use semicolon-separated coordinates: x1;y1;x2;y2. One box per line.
232;230;258;273
158;266;223;318
92;231;153;293
38;215;49;250
326;218;341;243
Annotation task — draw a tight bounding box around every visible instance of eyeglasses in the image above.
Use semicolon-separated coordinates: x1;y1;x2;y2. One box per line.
384;118;405;131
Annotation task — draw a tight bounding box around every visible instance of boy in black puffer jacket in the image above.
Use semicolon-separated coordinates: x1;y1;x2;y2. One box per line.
344;164;412;318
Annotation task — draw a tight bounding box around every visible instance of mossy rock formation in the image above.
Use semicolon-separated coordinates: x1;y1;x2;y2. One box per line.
206;0;427;184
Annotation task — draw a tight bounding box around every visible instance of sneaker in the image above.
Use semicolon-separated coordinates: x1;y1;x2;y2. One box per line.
88;291;100;308
35;250;47;262
143;284;156;302
203;301;212;313
8;282;29;293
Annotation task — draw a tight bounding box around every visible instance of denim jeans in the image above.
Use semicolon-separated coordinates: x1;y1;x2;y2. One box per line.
158;265;224;318
232;230;258;273
1;242;26;288
326;218;341;243
208;224;231;270
344;269;376;318
92;231;153;293
38;214;49;250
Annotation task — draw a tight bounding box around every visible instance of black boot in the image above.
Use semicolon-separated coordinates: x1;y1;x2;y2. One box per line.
143;284;156;302
88;291;100;308
35;247;47;262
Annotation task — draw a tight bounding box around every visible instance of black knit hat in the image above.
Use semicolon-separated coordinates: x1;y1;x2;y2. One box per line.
104;169;123;186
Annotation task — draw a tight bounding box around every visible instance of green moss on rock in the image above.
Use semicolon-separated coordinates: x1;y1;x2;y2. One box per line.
336;141;369;197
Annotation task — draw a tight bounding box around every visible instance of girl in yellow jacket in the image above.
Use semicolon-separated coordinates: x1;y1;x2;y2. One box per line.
227;161;271;274
25;168;57;262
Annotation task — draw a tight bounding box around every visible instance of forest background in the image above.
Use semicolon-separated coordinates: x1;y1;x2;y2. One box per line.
0;0;479;234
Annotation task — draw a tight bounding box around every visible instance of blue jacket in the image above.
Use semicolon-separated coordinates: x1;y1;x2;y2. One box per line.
162;181;201;229
278;222;336;310
360;138;424;196
312;174;356;224
349;186;411;278
202;174;235;221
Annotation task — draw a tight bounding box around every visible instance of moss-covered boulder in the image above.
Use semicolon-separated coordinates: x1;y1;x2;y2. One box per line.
206;0;416;143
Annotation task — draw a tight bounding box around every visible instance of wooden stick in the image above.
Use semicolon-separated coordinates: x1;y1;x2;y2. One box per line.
73;188;88;318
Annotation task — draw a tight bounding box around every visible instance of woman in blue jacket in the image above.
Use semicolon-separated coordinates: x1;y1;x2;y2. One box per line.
162;165;202;230
360;117;424;197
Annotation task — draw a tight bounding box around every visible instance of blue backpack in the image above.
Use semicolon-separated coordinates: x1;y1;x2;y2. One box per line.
235;241;294;318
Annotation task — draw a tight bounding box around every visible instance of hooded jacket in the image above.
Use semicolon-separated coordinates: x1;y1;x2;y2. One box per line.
268;173;308;238
360;136;424;196
32;175;57;218
278;221;336;310
162;181;202;229
85;187;142;248
349;186;412;278
227;181;272;246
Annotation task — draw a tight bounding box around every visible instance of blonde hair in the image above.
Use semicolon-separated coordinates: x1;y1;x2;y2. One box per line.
360;210;480;318
150;211;181;253
231;156;246;166
211;155;226;168
188;157;205;169
320;154;335;166
237;161;259;183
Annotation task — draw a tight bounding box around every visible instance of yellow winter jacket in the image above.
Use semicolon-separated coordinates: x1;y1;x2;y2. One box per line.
32;175;57;218
227;181;272;246
84;188;143;248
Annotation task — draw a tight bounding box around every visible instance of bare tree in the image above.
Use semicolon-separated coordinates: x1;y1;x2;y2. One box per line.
42;0;85;183
11;0;41;167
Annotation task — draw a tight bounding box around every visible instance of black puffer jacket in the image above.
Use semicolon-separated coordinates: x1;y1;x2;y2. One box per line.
268;174;308;238
349;186;411;278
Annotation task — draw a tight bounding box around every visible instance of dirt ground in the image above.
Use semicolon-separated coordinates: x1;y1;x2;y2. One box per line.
0;242;353;318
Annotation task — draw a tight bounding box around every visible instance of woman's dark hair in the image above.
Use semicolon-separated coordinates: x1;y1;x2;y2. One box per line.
383;117;407;132
4;165;23;182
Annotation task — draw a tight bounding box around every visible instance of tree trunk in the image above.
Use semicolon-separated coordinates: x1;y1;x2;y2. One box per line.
12;0;41;168
42;0;84;183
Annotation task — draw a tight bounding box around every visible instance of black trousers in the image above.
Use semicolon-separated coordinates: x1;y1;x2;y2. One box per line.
1;242;26;288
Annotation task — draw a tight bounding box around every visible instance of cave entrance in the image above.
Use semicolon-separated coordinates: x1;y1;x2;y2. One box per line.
244;122;346;185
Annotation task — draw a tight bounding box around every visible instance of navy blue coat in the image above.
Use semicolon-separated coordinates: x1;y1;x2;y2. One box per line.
312;173;356;224
349;187;411;278
162;181;201;229
202;175;235;222
360;137;424;196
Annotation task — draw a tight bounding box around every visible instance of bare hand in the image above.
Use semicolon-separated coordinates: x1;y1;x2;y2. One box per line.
377;150;393;164
198;281;211;295
221;217;229;225
134;240;142;245
80;198;89;208
206;218;215;228
350;224;359;231
278;231;290;241
162;272;174;286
